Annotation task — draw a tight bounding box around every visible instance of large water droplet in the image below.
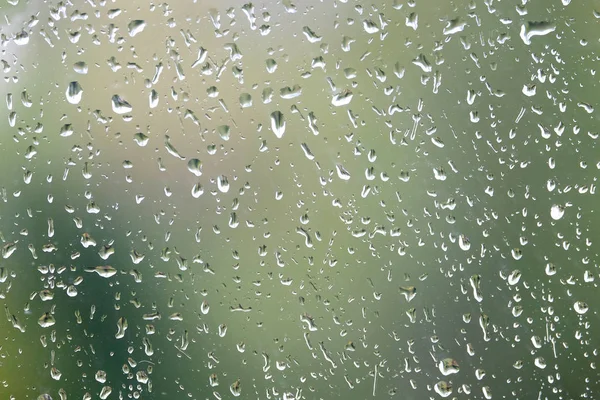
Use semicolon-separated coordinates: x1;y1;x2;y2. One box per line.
574;301;589;315
112;95;132;114
550;204;564;220
73;61;88;74
331;90;353;107
66;81;83;104
187;159;203;176
335;164;351;180
520;21;556;45
128;20;146;36
270;111;285;138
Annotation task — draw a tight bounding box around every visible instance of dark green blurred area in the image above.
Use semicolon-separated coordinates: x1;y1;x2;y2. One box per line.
0;0;599;399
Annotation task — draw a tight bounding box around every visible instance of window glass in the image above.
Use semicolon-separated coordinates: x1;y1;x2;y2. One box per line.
0;1;598;399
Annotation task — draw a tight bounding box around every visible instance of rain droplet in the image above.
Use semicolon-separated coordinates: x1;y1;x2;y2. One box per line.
133;132;149;147
217;125;231;141
187;159;203;176
331;90;353;107
458;234;470;251
66;81;83;104
335;164;351;180
239;93;253;108
534;357;546;369
2;242;17;259
74;61;88;74
112;95;132;114
230;380;241;397
439;358;460;376
14;30;29;45
99;386;112;400
574;301;589;315
280;85;302;99
363;19;380;34
302;26;321;43
217;175;230;193
270;111;285;138
38;312;55;328
520;21;556;45
550;204;564;220
545;263;557;276
149;89;159;108
115;316;128;339
434;381;452;398
507;270;521;285
443;18;466;35
398;285;416;302
192;183;204;198
86;265;117;278
128;20;146;36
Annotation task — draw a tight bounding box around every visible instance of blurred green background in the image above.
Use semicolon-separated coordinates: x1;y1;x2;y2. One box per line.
0;0;599;399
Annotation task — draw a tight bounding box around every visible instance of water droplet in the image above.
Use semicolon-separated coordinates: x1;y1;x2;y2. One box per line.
399;286;416;302
302;26;321;43
2;242;17;259
14;30;29;45
534;357;546;369
95;370;107;384
128;20;146;36
331;90;353;107
217;125;231;141
38;312;56;328
74;61;88;74
443;18;466;35
133;132;149;147
187;159;203;176
99;386;112;400
434;381;452;397
550;204;564;220
192;183;204;198
280;85;302;99
112;95;132;114
363;19;380;34
439;358;460;376
86;265;117;278
574;301;589;315
230;379;241;397
66;81;83;104
270;111;285;138
335;164;351;180
545;263;557;276
266;58;277;73
520;21;556;45
507;270;521;285
218;324;228;337
50;367;62;380
458;235;470;251
149;89;159;108
115;317;128;339
239;93;253;108
217;175;230;193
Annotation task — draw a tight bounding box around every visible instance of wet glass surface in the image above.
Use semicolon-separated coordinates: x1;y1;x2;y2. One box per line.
0;0;599;399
